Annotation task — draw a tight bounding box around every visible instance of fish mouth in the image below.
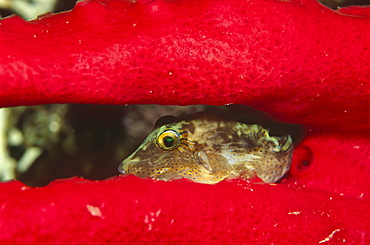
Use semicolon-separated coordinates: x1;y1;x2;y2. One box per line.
118;159;138;174
118;162;127;174
118;158;145;175
119;153;225;183
119;159;189;181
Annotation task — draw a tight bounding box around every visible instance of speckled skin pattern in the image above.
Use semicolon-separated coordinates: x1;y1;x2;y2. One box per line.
120;113;293;183
1;0;370;244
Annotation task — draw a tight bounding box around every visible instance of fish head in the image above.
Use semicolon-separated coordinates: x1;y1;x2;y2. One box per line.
119;112;293;184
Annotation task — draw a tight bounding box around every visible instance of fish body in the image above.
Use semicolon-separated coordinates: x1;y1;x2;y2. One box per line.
119;112;293;184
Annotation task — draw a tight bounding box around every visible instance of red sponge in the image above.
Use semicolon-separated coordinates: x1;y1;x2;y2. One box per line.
0;176;369;244
0;0;370;130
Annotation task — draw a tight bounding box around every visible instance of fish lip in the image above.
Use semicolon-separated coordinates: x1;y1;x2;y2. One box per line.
119;158;155;175
118;159;138;174
117;161;126;174
119;159;186;181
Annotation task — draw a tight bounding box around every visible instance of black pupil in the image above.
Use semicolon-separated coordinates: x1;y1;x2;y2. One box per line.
163;136;175;147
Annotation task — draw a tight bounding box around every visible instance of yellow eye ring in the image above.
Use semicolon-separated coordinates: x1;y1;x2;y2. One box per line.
157;130;180;150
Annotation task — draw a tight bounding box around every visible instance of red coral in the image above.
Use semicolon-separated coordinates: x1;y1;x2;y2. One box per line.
0;0;370;243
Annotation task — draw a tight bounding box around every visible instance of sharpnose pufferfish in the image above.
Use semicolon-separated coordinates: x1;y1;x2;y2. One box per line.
118;112;294;184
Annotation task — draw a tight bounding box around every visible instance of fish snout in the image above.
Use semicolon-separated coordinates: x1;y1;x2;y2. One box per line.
118;156;144;175
118;158;131;174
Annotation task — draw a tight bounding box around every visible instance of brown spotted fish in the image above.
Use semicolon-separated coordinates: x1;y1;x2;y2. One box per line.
118;112;293;184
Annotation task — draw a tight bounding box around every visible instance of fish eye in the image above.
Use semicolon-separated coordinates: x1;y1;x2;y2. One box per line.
157;130;180;150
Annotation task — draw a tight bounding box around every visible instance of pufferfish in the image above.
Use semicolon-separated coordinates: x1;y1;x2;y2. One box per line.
118;112;293;184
